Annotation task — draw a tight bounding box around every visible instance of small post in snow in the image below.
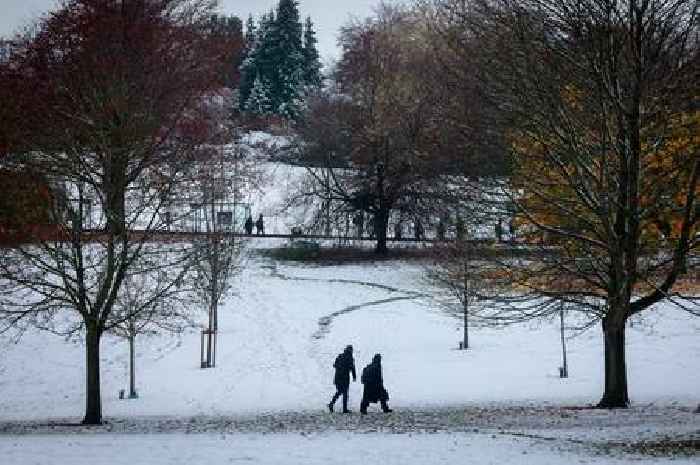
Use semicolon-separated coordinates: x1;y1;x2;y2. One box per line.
559;302;568;378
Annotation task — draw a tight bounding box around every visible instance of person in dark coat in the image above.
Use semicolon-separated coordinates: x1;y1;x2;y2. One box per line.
244;215;254;235
414;219;423;241
328;345;356;413
436;218;446;241
255;214;264;235
360;353;392;414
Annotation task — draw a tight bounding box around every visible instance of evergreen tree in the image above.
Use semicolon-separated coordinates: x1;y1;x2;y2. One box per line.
239;11;274;112
302;16;322;88
244;14;256;48
238;1;313;119
268;0;304;117
245;74;273;115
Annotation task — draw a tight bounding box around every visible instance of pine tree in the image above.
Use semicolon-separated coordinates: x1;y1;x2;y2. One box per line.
245;75;273;115
238;1;315;119
244;14;256;48
302;16;322;88
239;11;274;112
268;0;304;117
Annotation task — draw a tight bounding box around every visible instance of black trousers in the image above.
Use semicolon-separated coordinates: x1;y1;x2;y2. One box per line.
330;384;349;412
360;387;390;413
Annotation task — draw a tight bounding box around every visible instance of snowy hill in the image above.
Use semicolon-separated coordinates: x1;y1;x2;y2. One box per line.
1;248;699;464
1;251;697;420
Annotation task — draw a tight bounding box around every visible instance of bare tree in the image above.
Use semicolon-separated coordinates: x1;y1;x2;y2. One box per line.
425;235;484;349
0;0;237;424
434;0;699;407
290;4;458;254
110;264;195;399
190;135;251;368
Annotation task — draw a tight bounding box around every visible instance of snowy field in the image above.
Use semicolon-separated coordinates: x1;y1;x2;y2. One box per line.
0;246;698;463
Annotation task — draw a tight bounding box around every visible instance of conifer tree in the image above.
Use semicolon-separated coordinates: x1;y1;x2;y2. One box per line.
302;16;322;88
239;11;274;112
269;0;304;117
245;75;273;115
244;14;256;47
238;0;312;119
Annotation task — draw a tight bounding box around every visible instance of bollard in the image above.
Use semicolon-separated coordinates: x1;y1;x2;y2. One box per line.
119;389;125;400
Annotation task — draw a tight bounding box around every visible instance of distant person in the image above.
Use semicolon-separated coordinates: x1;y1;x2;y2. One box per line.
328;345;356;413
455;217;465;241
360;353;392;414
509;218;516;240
255;214;264;235
495;219;503;242
244;215;254;235
436;218;446;241
414;219;423;241
353;211;364;239
394;221;402;240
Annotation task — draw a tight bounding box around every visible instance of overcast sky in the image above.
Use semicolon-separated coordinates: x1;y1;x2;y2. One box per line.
0;0;384;62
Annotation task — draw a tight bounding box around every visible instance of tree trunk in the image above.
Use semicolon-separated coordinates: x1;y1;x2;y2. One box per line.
462;259;469;349
83;325;103;424
374;209;389;255
597;317;629;408
129;333;136;398
462;299;469;349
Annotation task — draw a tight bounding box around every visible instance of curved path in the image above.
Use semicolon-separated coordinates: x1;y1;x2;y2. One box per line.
265;264;427;340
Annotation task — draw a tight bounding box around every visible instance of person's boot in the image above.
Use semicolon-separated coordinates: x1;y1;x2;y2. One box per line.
327;402;334;413
381;401;393;413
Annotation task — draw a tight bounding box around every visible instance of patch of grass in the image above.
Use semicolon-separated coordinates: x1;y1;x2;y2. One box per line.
606;438;700;458
257;246;435;264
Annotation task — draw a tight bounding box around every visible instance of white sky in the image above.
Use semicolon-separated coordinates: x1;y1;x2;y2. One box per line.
0;0;385;63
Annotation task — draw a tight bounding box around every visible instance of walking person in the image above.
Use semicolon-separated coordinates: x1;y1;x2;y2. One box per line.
436;218;446;241
353;211;364;239
414;219;423;241
328;345;356;413
360;353;392;414
255;213;264;235
244;215;253;235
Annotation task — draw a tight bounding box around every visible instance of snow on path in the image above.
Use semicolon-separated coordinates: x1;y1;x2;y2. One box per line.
1;432;697;465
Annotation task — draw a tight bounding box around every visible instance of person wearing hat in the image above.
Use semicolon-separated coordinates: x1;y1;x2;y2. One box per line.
328;345;356;413
360;353;392;414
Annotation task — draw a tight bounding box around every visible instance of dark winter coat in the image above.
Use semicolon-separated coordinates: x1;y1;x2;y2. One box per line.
333;351;356;389
244;216;254;234
361;361;389;403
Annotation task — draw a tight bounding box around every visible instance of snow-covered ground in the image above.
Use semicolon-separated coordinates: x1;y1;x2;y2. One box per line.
4;431;698;465
0;249;698;463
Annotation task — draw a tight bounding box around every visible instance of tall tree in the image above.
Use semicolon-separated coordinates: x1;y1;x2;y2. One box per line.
239;10;275;112
269;0;305;117
238;0;311;118
293;5;456;253
302;16;322;88
0;0;237;424
435;0;699;408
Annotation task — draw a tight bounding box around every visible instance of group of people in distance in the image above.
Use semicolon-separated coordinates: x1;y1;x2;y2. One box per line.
244;214;264;235
328;345;392;414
